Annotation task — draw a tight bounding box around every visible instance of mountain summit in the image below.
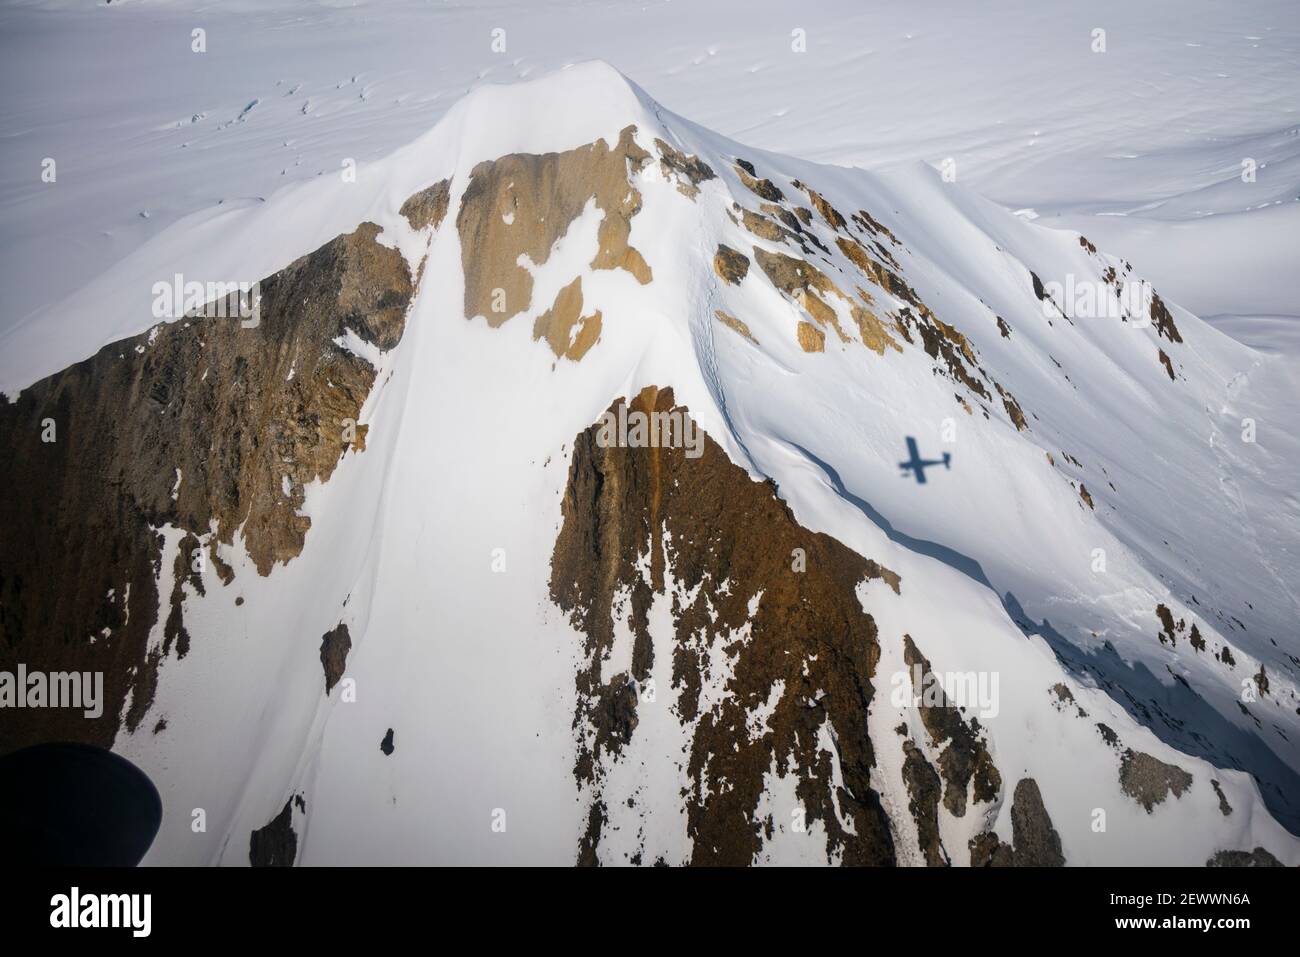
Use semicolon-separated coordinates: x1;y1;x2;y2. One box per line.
2;62;1296;866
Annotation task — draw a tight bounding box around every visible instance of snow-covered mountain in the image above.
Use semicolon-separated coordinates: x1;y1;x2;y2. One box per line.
1;60;1297;866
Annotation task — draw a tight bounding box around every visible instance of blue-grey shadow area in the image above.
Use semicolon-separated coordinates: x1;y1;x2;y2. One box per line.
787;441;1300;836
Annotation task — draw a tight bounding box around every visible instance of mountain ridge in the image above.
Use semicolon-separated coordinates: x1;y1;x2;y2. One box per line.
2;61;1296;865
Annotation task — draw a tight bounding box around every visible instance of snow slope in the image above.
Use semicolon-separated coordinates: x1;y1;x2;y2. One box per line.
33;60;1282;865
3;0;1298;373
2;0;1297;867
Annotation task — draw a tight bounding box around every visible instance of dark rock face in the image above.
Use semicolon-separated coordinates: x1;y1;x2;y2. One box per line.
249;797;299;867
901;740;949;866
971;776;1065;866
1009;778;1065;866
1207;846;1282;867
969;830;1014;867
1210;779;1233;815
1155;603;1180;645
320;623;352;695
551;387;899;866
1119;749;1193;811
902;635;1001;818
380;728;395;756
1158;348;1176;381
1149;292;1182;343
0;215;422;755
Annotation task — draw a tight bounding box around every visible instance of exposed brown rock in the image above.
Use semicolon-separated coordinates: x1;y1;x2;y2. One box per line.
852;209;901;247
1158;348;1176;381
457;126;652;327
576;800;607;867
1119;749;1193;811
837;243;999;403
734;164;784;203
796;181;847;231
1207;847;1282;867
398;179;451;231
551;388;898;865
532;277;603;361
902;635;1002;817
969;830;1013;867
740;207;794;245
0;220;416;753
970;777;1065;866
756;246;901;355
850;303;900;356
836;235;888;286
654;138;715;198
797;321;826;353
164;532;203;660
1149;291;1182;343
995;382;1028;431
902;740;950;866
1049;682;1085;717
755;248;848;343
713;244;750;285
909;311;989;399
1210;779;1233;816
738;201;832;258
1155;603;1179;646
761;202;827;253
1253;665;1269;697
1079;484;1094;509
714;310;758;346
1009;778;1065;866
320;622;352;695
863;560;901;594
836;236;971;361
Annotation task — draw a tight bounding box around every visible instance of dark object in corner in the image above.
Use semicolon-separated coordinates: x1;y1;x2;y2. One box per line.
0;742;162;866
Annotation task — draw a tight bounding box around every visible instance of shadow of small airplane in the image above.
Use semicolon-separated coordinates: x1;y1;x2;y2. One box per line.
899;436;950;484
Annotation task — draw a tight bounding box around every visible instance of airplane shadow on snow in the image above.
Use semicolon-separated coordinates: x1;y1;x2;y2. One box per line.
784;441;1300;838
